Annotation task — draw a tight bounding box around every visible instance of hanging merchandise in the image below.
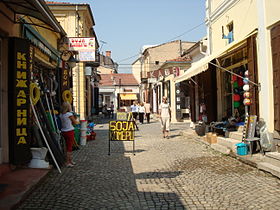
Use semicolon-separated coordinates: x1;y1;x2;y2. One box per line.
232;75;237;81
234;101;240;108
243;84;250;91
245;70;249;77
233;94;240;101
243;77;249;84
237;77;243;87
233;81;239;88
243;98;251;106
243;92;250;98
62;90;73;104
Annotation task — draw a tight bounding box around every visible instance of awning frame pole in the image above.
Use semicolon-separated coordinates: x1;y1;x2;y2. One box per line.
210;61;261;91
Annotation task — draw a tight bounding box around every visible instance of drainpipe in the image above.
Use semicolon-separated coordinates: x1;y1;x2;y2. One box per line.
206;0;212;55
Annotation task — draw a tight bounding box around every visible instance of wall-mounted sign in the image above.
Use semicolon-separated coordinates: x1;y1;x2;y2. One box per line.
68;37;95;50
147;67;180;79
8;37;32;165
79;50;95;62
68;37;96;62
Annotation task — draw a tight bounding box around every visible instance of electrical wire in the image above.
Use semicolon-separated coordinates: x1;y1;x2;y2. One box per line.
115;21;206;63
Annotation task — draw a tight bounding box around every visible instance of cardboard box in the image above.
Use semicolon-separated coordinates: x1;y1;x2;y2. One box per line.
209;133;217;144
204;133;217;144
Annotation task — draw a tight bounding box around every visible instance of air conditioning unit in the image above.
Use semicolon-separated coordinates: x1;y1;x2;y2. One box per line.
85;67;92;76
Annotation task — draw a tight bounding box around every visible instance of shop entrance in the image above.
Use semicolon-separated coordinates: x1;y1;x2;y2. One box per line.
219;46;248;122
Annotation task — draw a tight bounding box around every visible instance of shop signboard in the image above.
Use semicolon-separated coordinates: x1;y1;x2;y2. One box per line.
68;37;96;62
61;61;70;92
175;83;182;120
8;38;32;165
147;67;180;78
108;120;135;155
116;112;128;121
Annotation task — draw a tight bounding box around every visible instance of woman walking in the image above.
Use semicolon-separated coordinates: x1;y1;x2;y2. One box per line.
159;96;171;138
139;102;145;124
60;102;79;167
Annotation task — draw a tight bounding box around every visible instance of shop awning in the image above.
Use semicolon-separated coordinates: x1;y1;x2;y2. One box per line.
175;29;258;83
120;93;137;100
1;0;66;35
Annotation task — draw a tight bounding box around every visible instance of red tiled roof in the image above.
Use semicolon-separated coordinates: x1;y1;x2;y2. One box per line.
100;74;139;86
45;1;70;4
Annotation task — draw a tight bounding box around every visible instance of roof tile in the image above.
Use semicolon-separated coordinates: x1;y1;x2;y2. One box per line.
99;74;139;86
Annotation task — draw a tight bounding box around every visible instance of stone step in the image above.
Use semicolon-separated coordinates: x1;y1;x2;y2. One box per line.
258;162;280;178
217;136;241;152
229;131;243;141
210;143;231;155
262;152;280;168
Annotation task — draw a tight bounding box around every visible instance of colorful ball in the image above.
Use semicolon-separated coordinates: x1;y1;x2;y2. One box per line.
233;94;240;101
243;84;250;91
234;101;240;108
232;75;237;81
243;77;249;84
243;92;250;98
237;77;243;86
233;81;239;88
243;98;251;106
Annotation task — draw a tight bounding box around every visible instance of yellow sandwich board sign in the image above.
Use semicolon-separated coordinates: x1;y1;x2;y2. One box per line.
108;120;136;155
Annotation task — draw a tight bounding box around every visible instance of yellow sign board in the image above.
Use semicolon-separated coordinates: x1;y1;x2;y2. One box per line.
109;121;135;141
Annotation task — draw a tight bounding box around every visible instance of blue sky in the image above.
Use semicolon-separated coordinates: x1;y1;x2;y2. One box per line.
52;0;206;72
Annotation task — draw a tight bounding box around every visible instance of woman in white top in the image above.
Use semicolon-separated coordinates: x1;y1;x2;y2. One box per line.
138;102;145;124
159;96;171;138
60;102;79;167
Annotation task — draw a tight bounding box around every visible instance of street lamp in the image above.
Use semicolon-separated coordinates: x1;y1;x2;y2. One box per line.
67;55;78;68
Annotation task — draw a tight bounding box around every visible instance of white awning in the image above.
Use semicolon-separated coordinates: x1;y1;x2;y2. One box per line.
175;54;217;83
175;29;258;83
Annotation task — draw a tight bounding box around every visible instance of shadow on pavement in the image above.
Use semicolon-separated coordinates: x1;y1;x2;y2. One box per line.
135;171;183;179
18;120;186;209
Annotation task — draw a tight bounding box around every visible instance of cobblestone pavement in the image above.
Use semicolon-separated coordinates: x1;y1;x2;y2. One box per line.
18;119;280;209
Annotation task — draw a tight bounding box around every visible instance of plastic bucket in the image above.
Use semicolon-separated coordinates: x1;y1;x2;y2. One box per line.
235;142;248;156
80;120;87;129
80;136;87;146
80;128;87;136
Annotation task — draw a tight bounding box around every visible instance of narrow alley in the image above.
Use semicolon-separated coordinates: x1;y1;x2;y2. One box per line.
18;119;280;209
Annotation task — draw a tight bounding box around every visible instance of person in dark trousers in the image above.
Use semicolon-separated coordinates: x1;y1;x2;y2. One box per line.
109;101;114;118
138;102;145;124
144;102;151;123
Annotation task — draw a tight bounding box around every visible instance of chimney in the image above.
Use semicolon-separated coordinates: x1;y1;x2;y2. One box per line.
106;51;111;58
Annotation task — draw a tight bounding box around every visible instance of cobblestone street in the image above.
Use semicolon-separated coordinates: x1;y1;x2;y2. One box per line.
18;119;280;210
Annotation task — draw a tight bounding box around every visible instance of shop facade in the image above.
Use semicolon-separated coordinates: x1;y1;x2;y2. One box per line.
0;0;66;165
47;2;100;120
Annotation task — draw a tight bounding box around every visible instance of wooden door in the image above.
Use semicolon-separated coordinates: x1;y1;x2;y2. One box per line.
247;35;259;117
271;23;280;131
